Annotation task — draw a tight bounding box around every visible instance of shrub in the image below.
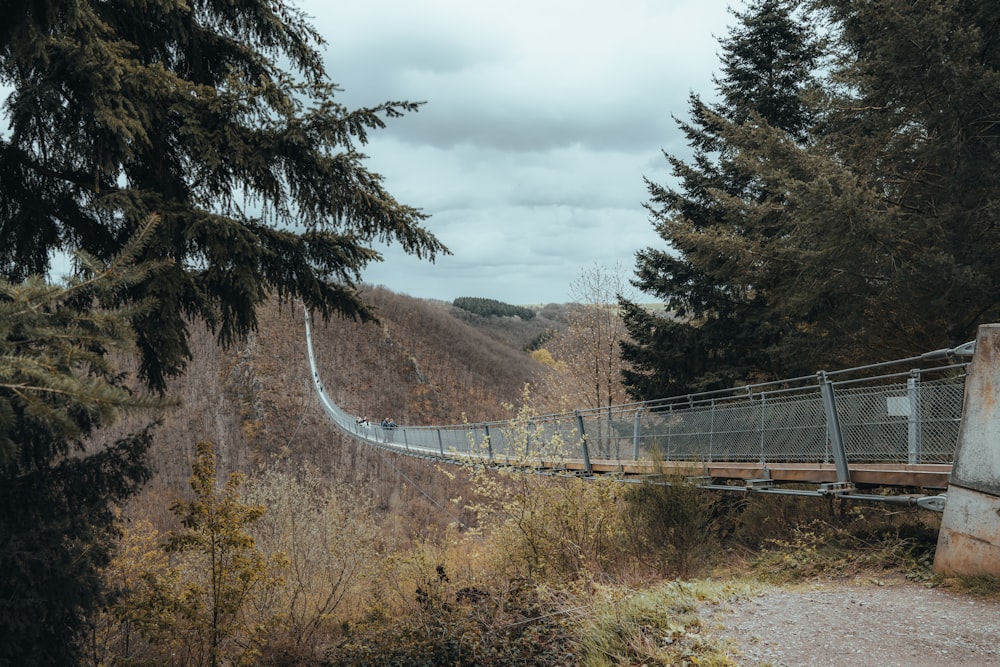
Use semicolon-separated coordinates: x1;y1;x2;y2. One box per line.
621;476;722;578
93;441;287;667
465;389;629;582
241;466;384;664
328;573;579;666
751;510;940;583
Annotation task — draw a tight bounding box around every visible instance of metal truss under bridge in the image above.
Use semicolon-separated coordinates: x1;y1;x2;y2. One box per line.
305;310;975;511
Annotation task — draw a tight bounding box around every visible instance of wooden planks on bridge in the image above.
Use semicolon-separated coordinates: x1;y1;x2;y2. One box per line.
509;457;951;489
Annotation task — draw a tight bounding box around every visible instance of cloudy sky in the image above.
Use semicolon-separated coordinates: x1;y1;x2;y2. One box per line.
301;0;737;305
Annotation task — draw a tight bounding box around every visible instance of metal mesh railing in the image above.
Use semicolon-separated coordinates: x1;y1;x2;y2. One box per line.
834;374;964;464
305;310;970;473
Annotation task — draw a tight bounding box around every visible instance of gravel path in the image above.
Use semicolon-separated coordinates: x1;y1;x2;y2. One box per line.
705;577;1000;666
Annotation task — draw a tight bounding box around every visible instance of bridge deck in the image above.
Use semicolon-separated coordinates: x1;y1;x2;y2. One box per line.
461;453;951;488
562;459;951;489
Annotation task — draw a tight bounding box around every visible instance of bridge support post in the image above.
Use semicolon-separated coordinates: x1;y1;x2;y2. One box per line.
907;371;922;464
632;409;642;461
936;323;1000;576
576;411;592;476
525;420;532;459
818;371;851;485
483;425;494;463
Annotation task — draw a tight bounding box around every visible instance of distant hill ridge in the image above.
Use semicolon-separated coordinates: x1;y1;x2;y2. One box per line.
452;296;536;320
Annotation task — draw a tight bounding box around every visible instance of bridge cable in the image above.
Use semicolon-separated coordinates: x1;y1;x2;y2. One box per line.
282;397;309;451
369;442;469;529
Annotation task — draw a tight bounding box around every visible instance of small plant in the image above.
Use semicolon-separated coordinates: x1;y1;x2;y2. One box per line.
950;574;1000;598
579;579;762;667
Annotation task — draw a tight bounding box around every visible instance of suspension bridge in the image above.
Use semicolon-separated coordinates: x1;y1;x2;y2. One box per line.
304;311;1000;576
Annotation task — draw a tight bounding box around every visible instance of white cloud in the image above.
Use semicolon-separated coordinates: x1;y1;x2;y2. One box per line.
298;0;736;304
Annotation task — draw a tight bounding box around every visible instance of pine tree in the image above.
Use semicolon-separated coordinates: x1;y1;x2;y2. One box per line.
668;0;1000;366
808;0;1000;354
0;0;447;391
622;0;822;398
0;222;167;666
625;0;1000;401
158;441;285;667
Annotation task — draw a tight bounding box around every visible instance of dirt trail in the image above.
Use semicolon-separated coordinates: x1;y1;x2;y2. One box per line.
705;577;1000;666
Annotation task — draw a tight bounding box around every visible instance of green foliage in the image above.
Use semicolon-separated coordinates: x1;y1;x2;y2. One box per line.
0;429;155;667
0;223;166;666
0;0;447;391
625;0;1000;398
525;328;558;352
164;441;286;667
111;441;286;667
623;0;822;398
453;297;536;320
803;0;1000;354
0;218;168;458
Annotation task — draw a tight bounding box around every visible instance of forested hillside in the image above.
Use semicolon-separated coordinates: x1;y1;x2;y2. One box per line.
121;287;551;533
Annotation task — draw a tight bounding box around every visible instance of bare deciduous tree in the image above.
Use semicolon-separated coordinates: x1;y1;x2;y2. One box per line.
547;262;635;412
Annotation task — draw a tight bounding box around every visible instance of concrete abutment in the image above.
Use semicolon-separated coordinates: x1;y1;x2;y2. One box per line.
935;323;1000;576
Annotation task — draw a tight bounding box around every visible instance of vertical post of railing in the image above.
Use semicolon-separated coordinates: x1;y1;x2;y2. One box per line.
709;399;715;462
402;427;410;452
437;429;445;458
758;394;767;465
525;419;532;460
632;408;642;461
908;370;922;465
597;405;621;459
576;410;592;475
667;405;674;460
483;425;494;463
818;371;851;484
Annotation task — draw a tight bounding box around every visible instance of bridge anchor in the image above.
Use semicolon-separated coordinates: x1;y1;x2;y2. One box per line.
916;494;947;513
819;482;855;495
935;323;1000;577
